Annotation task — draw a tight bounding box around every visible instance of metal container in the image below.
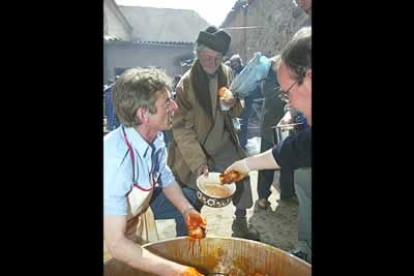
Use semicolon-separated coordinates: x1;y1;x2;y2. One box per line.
104;237;311;276
273;111;302;145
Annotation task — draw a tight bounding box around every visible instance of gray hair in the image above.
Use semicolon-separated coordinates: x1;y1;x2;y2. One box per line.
281;26;311;83
194;43;223;59
194;43;206;58
112;67;171;127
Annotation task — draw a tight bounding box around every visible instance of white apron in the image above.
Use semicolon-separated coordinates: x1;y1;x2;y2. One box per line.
104;127;159;264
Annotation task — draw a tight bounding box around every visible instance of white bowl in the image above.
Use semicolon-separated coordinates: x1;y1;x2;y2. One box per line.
196;172;236;208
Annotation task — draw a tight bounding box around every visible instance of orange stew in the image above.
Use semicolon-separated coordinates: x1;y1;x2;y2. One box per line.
180;267;204;276
229;273;269;276
203;184;232;197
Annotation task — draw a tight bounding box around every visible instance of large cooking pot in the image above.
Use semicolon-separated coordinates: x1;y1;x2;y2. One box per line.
104;237;311;276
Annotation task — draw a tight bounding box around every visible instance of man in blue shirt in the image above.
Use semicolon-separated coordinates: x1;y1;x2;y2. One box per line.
104;67;206;276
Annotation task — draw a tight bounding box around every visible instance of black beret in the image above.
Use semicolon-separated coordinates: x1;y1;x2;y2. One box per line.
196;26;231;55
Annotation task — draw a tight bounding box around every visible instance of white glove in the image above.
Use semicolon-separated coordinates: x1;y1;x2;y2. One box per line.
224;158;250;176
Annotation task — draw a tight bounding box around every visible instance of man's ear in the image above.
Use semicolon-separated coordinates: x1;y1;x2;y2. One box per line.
305;69;312;80
136;108;149;123
303;69;312;92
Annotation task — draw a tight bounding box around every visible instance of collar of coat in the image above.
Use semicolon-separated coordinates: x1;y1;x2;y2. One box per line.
190;59;229;117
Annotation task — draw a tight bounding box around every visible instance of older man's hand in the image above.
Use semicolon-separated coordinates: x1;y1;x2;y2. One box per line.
218;87;237;110
195;164;209;178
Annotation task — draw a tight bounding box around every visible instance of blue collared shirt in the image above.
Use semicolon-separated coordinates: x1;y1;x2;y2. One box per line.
104;126;176;215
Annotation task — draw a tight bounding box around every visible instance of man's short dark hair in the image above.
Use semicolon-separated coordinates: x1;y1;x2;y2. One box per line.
281;27;311;83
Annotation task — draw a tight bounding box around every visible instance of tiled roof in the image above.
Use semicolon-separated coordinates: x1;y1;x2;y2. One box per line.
119;6;210;43
104;34;124;42
104;40;194;48
133;41;193;45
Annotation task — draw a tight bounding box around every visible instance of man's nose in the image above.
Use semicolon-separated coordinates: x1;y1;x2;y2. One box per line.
170;99;179;111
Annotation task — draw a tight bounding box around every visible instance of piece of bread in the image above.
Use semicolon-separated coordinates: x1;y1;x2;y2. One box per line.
218;87;233;100
219;170;244;184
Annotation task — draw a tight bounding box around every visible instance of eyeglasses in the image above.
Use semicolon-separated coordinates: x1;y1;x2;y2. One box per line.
278;80;298;102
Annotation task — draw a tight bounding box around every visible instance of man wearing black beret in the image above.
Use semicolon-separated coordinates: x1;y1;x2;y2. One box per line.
168;26;260;241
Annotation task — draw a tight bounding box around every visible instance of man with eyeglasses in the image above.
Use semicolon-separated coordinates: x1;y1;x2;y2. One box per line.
168;26;260;241
225;27;312;262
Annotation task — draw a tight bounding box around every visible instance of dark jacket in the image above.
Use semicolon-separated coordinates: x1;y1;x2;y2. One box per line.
167;63;244;186
260;59;286;144
272;125;312;169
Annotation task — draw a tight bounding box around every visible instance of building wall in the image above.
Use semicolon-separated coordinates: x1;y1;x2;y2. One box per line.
104;43;194;83
223;0;311;62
